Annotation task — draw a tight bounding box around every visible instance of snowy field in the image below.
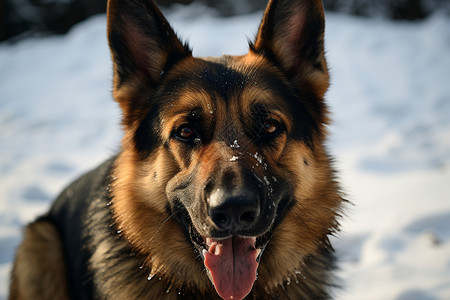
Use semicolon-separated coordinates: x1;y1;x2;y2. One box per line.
1;4;449;299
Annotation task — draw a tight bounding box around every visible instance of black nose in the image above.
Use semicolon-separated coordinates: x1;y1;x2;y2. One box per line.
208;191;260;232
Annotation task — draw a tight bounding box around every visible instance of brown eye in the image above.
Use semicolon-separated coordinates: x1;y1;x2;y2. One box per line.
174;124;202;145
263;120;280;134
178;125;195;139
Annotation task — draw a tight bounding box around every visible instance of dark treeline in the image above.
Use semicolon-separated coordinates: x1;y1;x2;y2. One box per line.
1;0;449;42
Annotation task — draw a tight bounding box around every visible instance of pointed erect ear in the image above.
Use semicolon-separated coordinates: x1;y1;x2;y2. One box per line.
107;0;191;89
253;0;329;97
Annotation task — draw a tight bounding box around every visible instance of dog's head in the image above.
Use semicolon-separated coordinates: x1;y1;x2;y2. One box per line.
108;0;342;299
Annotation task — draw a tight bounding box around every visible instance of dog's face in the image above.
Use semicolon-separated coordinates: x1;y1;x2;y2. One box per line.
107;0;342;299
161;57;302;299
162;57;291;238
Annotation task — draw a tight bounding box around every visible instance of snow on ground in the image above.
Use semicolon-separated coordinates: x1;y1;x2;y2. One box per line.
1;5;449;299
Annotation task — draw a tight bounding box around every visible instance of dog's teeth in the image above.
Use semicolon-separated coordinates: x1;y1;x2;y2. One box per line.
209;242;218;255
255;248;262;262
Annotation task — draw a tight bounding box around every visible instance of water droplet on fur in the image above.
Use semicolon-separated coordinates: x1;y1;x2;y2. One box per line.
295;269;307;280
207;103;214;114
248;152;263;164
166;288;171;294
147;273;155;281
158;277;162;281
230;140;240;148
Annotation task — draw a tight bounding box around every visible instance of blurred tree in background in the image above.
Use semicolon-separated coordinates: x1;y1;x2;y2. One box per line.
323;0;450;19
1;0;449;42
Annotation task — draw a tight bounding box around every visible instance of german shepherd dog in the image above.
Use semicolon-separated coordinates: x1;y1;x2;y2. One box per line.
9;0;344;299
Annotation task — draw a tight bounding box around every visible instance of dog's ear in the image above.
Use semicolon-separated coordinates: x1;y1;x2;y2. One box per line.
252;0;329;98
107;0;190;88
107;0;191;125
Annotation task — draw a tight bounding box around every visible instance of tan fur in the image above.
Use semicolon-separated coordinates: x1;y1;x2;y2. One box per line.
9;221;69;300
258;140;341;290
111;149;214;294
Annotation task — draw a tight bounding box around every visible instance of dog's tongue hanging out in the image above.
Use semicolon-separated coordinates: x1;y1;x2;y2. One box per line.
203;236;260;300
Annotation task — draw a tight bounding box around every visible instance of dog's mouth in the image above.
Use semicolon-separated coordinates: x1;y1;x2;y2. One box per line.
189;223;272;300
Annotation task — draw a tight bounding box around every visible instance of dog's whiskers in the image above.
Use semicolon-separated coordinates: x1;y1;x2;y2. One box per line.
148;207;183;243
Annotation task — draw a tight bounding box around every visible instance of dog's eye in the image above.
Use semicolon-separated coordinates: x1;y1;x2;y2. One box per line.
262;120;281;135
179;126;194;139
175;124;199;143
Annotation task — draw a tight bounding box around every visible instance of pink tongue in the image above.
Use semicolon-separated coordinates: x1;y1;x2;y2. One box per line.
203;236;259;300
